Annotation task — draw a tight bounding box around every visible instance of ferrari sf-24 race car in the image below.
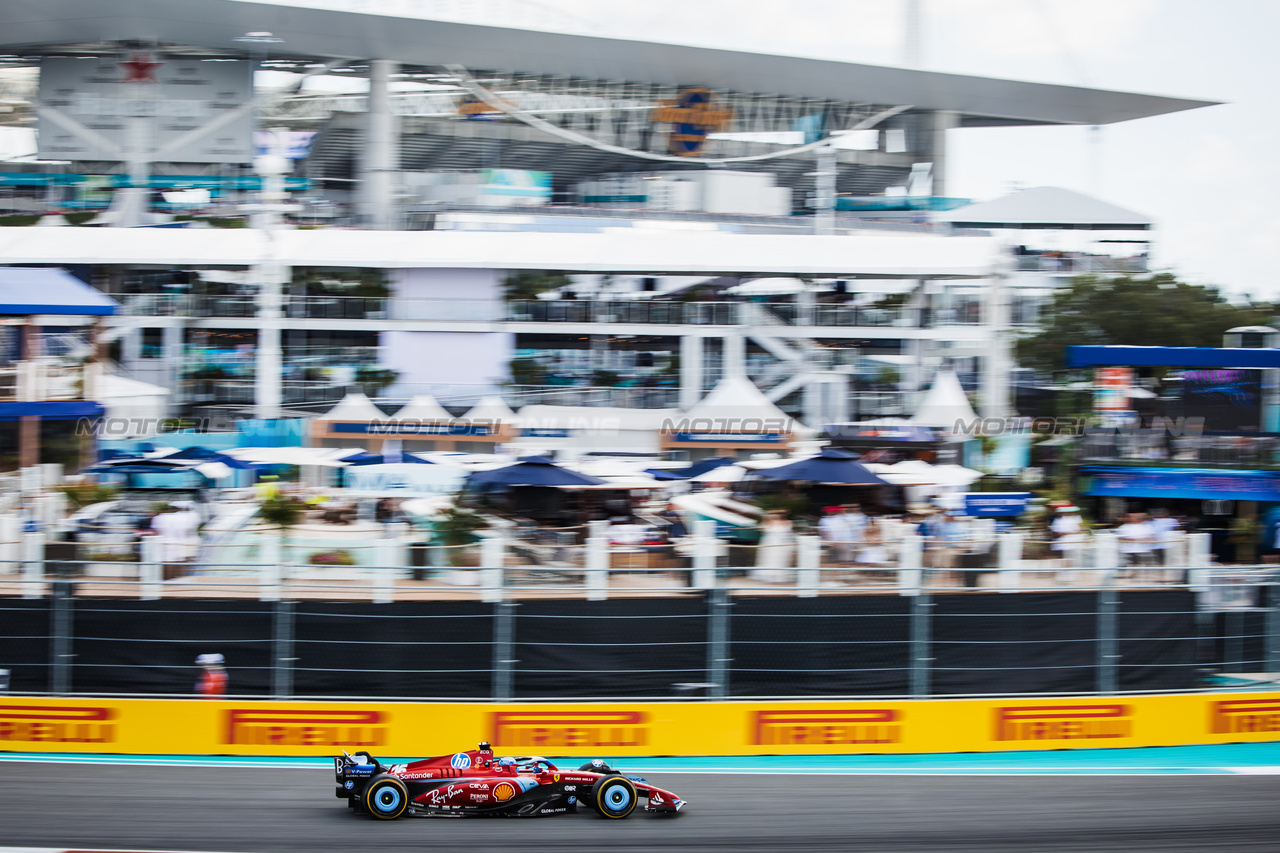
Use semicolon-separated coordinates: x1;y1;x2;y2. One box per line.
334;742;685;820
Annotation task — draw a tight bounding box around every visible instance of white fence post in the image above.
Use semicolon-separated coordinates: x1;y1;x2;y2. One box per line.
796;534;821;597
21;530;43;599
692;518;717;591
260;530;282;602
373;540;398;604
139;535;162;600
1188;532;1213;593
480;531;505;604
586;519;609;601
998;532;1022;592
899;533;923;596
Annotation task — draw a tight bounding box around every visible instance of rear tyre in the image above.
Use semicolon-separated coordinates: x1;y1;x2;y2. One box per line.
591;775;637;819
364;775;409;820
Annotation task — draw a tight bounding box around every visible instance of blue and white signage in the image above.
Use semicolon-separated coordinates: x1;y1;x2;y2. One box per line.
962;492;1031;517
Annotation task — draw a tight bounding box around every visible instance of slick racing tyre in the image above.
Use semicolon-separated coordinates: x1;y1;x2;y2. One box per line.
591;774;637;819
364;775;409;820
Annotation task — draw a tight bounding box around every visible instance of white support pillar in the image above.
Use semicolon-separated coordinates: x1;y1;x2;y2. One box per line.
813;144;837;236
680;334;704;411
980;267;1012;419
139;535;162;600
997;531;1022;592
692;518;718;590
260;530;282;602
21;530;44;599
1188;532;1213;592
796;534;821;597
479;532;505;604
586;520;609;601
898;533;923;596
363;59;399;231
723;331;746;381
923;110;957;198
162;324;183;408
254;262;286;419
373;539;398;604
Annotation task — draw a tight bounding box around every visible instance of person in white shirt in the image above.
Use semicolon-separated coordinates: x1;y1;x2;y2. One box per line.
1115;511;1156;579
1049;505;1086;581
1148;508;1180;568
818;506;853;566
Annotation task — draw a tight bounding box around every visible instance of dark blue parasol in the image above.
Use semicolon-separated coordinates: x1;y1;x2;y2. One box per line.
752;448;888;485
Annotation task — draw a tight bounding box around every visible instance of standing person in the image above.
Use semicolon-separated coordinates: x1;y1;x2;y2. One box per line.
752;510;795;583
855;514;889;571
1050;505;1086;583
1116;512;1156;580
195;653;227;697
819;506;852;566
931;510;964;586
842;503;869;549
1149;508;1181;576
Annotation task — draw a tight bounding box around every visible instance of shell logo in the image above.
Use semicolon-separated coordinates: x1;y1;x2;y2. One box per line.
492;782;516;802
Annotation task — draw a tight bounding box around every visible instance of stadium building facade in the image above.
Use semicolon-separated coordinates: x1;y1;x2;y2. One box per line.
0;0;1217;449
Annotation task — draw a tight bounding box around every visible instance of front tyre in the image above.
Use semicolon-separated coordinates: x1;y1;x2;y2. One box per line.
591;775;637;819
364;775;409;820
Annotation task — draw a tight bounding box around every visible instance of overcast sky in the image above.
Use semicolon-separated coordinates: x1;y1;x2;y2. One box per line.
507;0;1274;300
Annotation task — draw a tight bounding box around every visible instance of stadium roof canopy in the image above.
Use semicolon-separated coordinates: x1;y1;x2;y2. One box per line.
0;0;1218;128
939;187;1154;230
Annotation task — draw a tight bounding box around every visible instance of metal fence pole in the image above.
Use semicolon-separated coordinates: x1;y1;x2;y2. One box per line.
909;588;932;698
491;601;516;701
21;530;44;599
586;521;608;602
1268;581;1280;674
49;579;73;695
139;535;161;600
272;598;295;699
1096;583;1119;694
706;587;730;700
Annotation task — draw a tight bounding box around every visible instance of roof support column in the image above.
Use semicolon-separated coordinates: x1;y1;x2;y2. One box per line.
981;266;1012;419
254;262;286;420
924;110;957;198
680;333;704;410
362;59;399;231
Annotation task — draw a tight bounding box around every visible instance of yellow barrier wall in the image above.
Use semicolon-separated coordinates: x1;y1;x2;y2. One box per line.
3;693;1280;756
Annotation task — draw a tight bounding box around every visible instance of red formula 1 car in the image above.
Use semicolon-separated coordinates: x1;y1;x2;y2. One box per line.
334;742;686;820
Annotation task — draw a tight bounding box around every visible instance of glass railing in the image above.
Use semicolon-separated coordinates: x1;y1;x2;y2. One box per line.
1014;255;1149;274
1080;435;1280;467
115;294;990;329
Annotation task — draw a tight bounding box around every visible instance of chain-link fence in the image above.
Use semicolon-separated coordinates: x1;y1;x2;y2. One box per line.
2;561;1277;701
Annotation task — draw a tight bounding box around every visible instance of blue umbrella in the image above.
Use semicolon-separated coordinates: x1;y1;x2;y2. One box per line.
163;446;258;469
467;456;607;487
753;448;888;485
645;456;738;480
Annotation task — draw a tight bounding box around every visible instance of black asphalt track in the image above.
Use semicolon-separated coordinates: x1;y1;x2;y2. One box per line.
2;762;1279;852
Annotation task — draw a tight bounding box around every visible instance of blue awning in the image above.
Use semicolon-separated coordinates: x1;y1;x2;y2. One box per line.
1081;466;1280;502
0;268;117;316
1066;346;1280;369
0;401;103;420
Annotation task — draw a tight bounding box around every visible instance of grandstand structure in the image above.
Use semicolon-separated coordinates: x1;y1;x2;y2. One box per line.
0;0;1216;436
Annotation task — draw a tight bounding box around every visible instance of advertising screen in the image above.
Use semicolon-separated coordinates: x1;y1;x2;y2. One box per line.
1167;368;1263;432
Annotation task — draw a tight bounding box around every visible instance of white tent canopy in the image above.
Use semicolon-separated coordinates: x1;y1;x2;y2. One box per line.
911;368;978;430
96;373;172;438
683;376;799;429
392;394;454;421
516;405;679;431
464;395;519;425
938;186;1152;230
319;392;385;422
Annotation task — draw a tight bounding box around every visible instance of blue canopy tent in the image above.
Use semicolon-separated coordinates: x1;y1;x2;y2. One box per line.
752;448;889;485
467;456;606;487
645;456;738;481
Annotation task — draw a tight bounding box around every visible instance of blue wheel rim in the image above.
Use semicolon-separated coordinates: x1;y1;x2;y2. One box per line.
372;784;402;813
604;782;632;812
